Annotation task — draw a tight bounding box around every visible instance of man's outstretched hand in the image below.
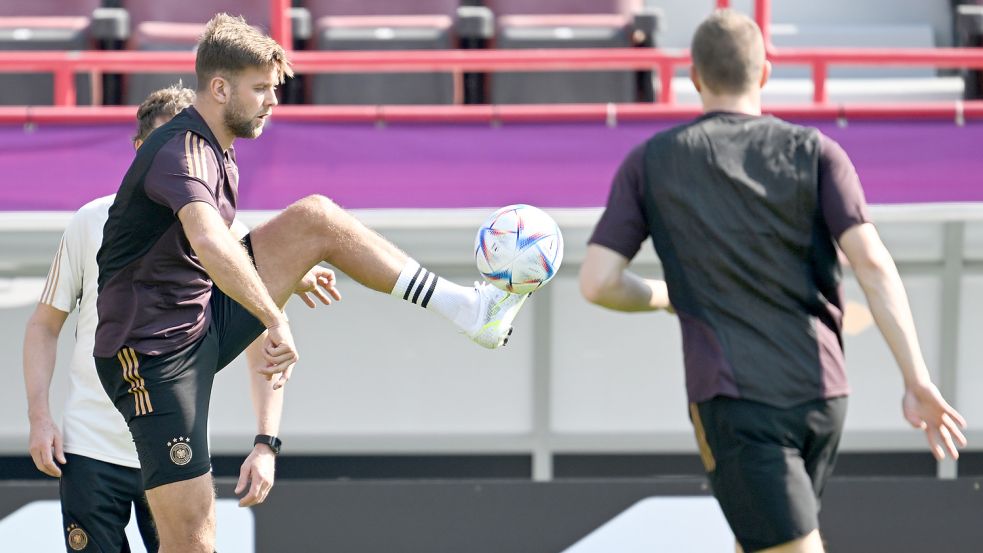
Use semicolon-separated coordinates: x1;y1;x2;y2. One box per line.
903;381;967;460
294;266;342;308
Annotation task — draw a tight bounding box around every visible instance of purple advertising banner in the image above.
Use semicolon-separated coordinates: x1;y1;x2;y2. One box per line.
0;119;979;211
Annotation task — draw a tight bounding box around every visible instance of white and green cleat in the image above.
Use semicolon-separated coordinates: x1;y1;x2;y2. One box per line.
465;282;529;349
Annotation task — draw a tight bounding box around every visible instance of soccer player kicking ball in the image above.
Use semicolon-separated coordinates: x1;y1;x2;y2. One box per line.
24;85;339;553
93;14;526;553
579;10;966;553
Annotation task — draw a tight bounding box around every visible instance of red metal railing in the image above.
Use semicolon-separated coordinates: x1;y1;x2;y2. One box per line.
2;48;983;108
3;101;981;125
269;0;292;50
0;0;982;121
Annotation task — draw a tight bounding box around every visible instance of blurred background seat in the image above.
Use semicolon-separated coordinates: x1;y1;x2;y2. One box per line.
306;0;465;105
0;0;113;105
483;0;659;104
120;0;274;104
956;2;983;98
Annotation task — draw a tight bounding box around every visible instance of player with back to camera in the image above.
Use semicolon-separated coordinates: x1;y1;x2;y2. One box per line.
23;84;340;553
579;10;967;553
93;14;529;553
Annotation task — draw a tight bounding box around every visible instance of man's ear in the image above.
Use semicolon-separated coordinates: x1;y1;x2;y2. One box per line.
210;75;231;104
759;60;772;89
690;65;702;94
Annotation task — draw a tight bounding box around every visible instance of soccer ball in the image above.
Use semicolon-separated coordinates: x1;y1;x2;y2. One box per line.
474;204;564;294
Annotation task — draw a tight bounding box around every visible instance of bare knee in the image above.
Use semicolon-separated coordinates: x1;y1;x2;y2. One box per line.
297;194;341;222
147;476;216;553
158;505;214;552
290;194;357;259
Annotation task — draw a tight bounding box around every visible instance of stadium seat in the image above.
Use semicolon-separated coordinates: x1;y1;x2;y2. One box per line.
770;23;938;78
305;0;468;105
757;21;964;104
956;4;983;98
120;0;309;104
482;0;659;104
0;0;125;105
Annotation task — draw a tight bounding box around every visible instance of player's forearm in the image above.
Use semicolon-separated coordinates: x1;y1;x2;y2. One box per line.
250;373;283;436
22;319;60;421
246;337;283;436
584;271;670;312
853;255;931;388
195;233;284;328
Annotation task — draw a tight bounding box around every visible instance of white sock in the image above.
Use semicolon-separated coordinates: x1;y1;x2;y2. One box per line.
390;261;479;330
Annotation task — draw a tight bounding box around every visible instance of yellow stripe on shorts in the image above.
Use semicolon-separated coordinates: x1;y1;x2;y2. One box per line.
690;403;717;473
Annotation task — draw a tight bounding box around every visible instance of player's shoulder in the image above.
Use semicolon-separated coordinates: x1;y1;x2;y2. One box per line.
157;128;214;155
78;194;116;214
152;129;219;180
770;117;824;156
60;194;113;251
70;194;115;227
620;142;648;173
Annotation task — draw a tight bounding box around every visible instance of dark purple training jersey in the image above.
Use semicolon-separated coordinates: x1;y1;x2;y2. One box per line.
95;107;239;357
590;112;871;407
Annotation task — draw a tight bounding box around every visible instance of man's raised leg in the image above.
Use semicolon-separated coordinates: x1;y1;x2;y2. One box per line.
248;195;404;306
248;194;526;348
144;473;215;553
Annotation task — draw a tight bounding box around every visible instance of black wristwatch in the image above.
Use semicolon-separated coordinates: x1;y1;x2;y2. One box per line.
254;434;282;455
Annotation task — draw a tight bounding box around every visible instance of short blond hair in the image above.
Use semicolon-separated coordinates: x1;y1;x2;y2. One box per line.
195;13;293;91
691;10;765;95
134;84;195;143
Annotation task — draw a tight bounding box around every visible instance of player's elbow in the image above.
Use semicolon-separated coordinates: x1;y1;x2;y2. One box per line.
579;266;614;305
839;224;896;288
24;317;54;344
186;229;225;266
850;244;895;289
25;305;66;340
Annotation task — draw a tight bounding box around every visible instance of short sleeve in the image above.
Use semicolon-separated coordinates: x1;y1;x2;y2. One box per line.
38;211;86;313
144;131;220;215
818;134;872;239
588;143;650;260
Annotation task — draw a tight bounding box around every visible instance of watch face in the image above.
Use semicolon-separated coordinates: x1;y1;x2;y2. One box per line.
256;435;280;454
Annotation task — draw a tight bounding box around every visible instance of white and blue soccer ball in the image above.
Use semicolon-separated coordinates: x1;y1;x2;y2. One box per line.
474;204;564;294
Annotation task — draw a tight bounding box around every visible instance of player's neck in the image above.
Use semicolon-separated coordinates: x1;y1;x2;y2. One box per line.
192;100;235;151
700;93;762;116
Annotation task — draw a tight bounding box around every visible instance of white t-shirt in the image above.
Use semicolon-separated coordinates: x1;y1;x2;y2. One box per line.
40;195;250;468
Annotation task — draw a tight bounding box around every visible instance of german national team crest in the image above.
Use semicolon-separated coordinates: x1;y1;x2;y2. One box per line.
67;523;88;550
167;436;193;466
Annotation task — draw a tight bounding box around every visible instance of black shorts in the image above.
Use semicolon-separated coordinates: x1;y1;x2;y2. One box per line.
95;276;264;490
690;395;847;552
60;453;158;552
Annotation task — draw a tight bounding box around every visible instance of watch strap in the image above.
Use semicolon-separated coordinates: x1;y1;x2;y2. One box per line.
254;434;281;455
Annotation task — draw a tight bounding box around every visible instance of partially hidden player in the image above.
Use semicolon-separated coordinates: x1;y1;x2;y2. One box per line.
24;84;340;553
